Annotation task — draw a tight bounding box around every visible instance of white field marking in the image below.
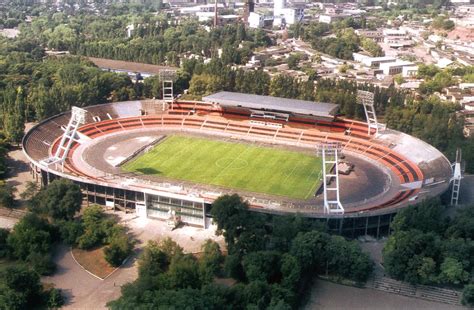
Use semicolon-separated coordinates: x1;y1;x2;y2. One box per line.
209;143;253;185
137;136;195;170
215;158;249;169
304;169;323;199
281;157;302;185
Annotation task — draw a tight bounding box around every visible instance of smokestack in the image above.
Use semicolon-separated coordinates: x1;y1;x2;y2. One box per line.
244;0;254;22
214;0;218;27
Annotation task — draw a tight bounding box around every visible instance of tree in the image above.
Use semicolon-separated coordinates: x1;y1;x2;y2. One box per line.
2;86;25;143
46;288;65;309
167;255;201;289
290;231;329;272
439;257;469;285
0;266;43;310
242;251;281;283
210;194;264;253
390;198;444;234
462;284;474;306
383;230;441;284
104;234;133;267
199;240;223;284
445;205;474;239
0;184;15;208
30;179;82;221
0;228;10;258
7;213;53;262
361;37;384;57
138;240;169;278
57;219;84;246
286;54;301;70
326;236;373;282
280;254;301;290
77;205;110;249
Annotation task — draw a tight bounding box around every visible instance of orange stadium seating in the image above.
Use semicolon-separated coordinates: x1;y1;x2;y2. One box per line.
25;101;426;214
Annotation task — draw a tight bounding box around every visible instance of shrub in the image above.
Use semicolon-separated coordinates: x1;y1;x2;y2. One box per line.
77;230;101;249
58;220;84;246
462;284;474;306
28;252;56;276
45;288;65;309
0;228;10;258
104;235;133;267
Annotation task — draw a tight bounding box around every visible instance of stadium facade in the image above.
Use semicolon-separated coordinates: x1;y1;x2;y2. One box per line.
22;93;453;237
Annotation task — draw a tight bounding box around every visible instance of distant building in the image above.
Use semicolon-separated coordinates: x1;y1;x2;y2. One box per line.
383;28;407;42
379;60;414;75
319;13;350;24
452;1;474;7
273;0;304;27
355;29;383;42
402;66;418;78
353;53;397;68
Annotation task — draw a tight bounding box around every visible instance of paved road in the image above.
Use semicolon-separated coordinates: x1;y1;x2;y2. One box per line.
0;216;19;229
42;215;224;309
42;244;138;309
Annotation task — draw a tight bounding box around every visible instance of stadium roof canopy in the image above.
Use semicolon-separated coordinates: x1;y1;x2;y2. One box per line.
203;92;339;118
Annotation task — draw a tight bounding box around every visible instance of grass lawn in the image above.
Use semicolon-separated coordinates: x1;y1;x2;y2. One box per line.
71;247;116;279
123;135;322;199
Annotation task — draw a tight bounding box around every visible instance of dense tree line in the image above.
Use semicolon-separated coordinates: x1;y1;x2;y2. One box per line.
18;12;271;66
0;264;64;309
109;194;373;309
289;21;383;60
0;37;143;141
383;199;474;305
0;179;133;308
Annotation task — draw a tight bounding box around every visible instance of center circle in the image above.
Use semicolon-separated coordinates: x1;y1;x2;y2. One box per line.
215;158;248;169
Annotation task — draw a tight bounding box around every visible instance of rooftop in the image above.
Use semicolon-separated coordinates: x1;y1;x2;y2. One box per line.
203;91;339;118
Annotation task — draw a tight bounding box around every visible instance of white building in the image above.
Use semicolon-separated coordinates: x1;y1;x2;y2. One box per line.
379;60;414;75
402;66;418;78
319;14;350;24
249;12;265;28
273;0;304;27
353;53;398;68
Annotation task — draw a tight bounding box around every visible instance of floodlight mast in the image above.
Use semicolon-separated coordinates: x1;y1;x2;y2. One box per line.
159;70;177;105
317;142;344;214
40;106;87;171
450;148;463;206
357;90;380;136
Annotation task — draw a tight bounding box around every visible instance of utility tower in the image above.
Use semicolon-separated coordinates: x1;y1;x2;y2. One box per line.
159;69;176;103
451;148;463;206
40;106;87;171
357;90;381;136
317;142;344;214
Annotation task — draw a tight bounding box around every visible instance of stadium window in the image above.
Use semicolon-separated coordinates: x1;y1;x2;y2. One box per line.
170;198;181;206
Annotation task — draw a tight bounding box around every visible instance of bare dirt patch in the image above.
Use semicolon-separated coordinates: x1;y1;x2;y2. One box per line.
71;247;116;280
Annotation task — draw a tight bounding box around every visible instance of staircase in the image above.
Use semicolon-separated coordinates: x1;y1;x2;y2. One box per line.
141;100;168;115
0;207;27;219
367;273;462;306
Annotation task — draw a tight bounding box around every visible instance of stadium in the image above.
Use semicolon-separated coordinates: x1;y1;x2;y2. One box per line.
22;92;453;237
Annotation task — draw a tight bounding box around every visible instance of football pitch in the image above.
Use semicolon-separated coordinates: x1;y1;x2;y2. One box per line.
123;135;323;199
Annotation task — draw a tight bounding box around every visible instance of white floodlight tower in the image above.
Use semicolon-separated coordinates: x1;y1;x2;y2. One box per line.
40;106;87;171
357;90;380;136
317;142;344;214
159;69;177;103
451;148;463;206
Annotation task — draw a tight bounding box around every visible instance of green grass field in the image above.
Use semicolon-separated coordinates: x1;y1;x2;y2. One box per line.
123;135;322;199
